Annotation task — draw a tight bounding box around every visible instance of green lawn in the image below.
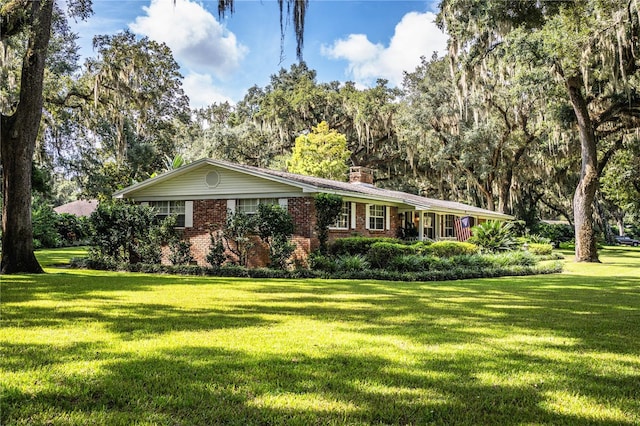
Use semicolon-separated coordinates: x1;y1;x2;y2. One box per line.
2;247;639;425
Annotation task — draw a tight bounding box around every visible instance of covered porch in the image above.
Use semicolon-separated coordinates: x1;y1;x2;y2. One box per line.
398;210;486;242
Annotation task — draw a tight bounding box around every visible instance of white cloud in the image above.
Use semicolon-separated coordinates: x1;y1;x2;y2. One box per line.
129;0;248;78
183;72;234;109
321;12;448;87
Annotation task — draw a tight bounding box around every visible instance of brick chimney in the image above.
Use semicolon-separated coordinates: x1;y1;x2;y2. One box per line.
349;166;374;185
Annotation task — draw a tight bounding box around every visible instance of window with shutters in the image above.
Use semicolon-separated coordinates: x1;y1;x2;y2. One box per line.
369;205;385;230
236;198;277;215
331;202;351;229
149;201;186;227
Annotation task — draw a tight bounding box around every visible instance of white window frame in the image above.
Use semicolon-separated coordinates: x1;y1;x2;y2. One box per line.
148;200;191;228
444;214;456;237
235;198;278;215
331;202;351;230
368;204;386;231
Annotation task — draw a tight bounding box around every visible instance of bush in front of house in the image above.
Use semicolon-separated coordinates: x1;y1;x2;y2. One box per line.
256;203;296;269
468;221;517;253
367;241;417;268
206;231;226;269
314;193;343;254
425;241;479;257
329;236;401;257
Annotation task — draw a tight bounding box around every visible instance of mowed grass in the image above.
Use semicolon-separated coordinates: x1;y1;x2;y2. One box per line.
1;247;639;425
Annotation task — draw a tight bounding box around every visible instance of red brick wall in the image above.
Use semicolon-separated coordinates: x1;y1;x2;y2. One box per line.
161;197;401;267
328;203;400;242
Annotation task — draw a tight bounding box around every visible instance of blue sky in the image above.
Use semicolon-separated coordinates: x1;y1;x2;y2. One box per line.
69;0;448;108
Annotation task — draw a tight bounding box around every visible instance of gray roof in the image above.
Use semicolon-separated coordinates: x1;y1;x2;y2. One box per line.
114;158;512;220
53;199;98;217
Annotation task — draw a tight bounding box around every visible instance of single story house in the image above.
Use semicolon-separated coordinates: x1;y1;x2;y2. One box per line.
114;159;512;266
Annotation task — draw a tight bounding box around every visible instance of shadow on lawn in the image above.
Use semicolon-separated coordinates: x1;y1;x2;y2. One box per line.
3;344;637;425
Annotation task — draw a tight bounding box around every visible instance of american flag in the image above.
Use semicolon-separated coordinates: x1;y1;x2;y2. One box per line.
454;216;472;241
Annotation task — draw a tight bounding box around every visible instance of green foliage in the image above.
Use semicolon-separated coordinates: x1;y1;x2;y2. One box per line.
256;203;296;269
367;242;415;269
335;254;370;272
534;222;574;246
314;193;343;254
287;121;351;181
308;251;337;273
329;236;396;257
87;201;160;264
468;221;517;253
527;243;553;256
55;213;88;246
222;210;258;267
32;199;61;249
206;231;226;269
426;241;479;257
168;239;195;266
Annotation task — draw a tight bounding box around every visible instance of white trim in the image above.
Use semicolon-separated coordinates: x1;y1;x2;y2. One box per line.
365;204;371;230
278;198;288;209
184;201;193;228
227;199;236;214
350;202;356;229
385;206;391;230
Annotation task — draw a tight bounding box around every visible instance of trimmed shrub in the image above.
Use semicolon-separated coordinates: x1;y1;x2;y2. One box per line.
314;193;343;254
527;243;553;256
367;242;415;269
387;254;432;272
485;251;537;267
426;241;479;257
329;236;398;257
169;239;195;266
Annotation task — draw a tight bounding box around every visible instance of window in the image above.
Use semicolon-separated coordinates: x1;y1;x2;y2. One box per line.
236;198;277;215
149;201;186;227
369;205;385;230
444;214;455;237
332;202;351;229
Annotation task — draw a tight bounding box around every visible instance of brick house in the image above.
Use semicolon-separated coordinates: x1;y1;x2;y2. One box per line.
113;159;512;266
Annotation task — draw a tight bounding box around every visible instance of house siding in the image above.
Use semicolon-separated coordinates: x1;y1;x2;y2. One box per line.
131;164;300;199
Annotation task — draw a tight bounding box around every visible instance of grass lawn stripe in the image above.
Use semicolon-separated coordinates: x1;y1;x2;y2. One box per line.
1;246;639;425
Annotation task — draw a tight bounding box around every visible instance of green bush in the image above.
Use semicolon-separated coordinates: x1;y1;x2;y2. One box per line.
169;239;195;266
534;222;574;246
335;254;370;272
468;221;517;252
314;193;343;254
329;236;398;257
32;202;60;249
527;243;553;256
484;251;537;267
387;254;432;272
308;252;337;273
426;241;479;257
206;231;226;268
367;242;415;268
256;203;295;269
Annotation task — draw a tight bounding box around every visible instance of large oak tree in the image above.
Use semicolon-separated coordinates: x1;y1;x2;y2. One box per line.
0;0;307;274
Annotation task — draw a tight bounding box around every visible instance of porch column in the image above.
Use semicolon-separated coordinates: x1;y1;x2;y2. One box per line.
418;211;424;241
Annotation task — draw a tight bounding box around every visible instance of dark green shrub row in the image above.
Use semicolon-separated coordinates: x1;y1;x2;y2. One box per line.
309;250;552;275
70;257;562;282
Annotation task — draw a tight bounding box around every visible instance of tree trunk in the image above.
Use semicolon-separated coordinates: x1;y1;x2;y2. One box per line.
0;0;53;274
566;76;599;262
